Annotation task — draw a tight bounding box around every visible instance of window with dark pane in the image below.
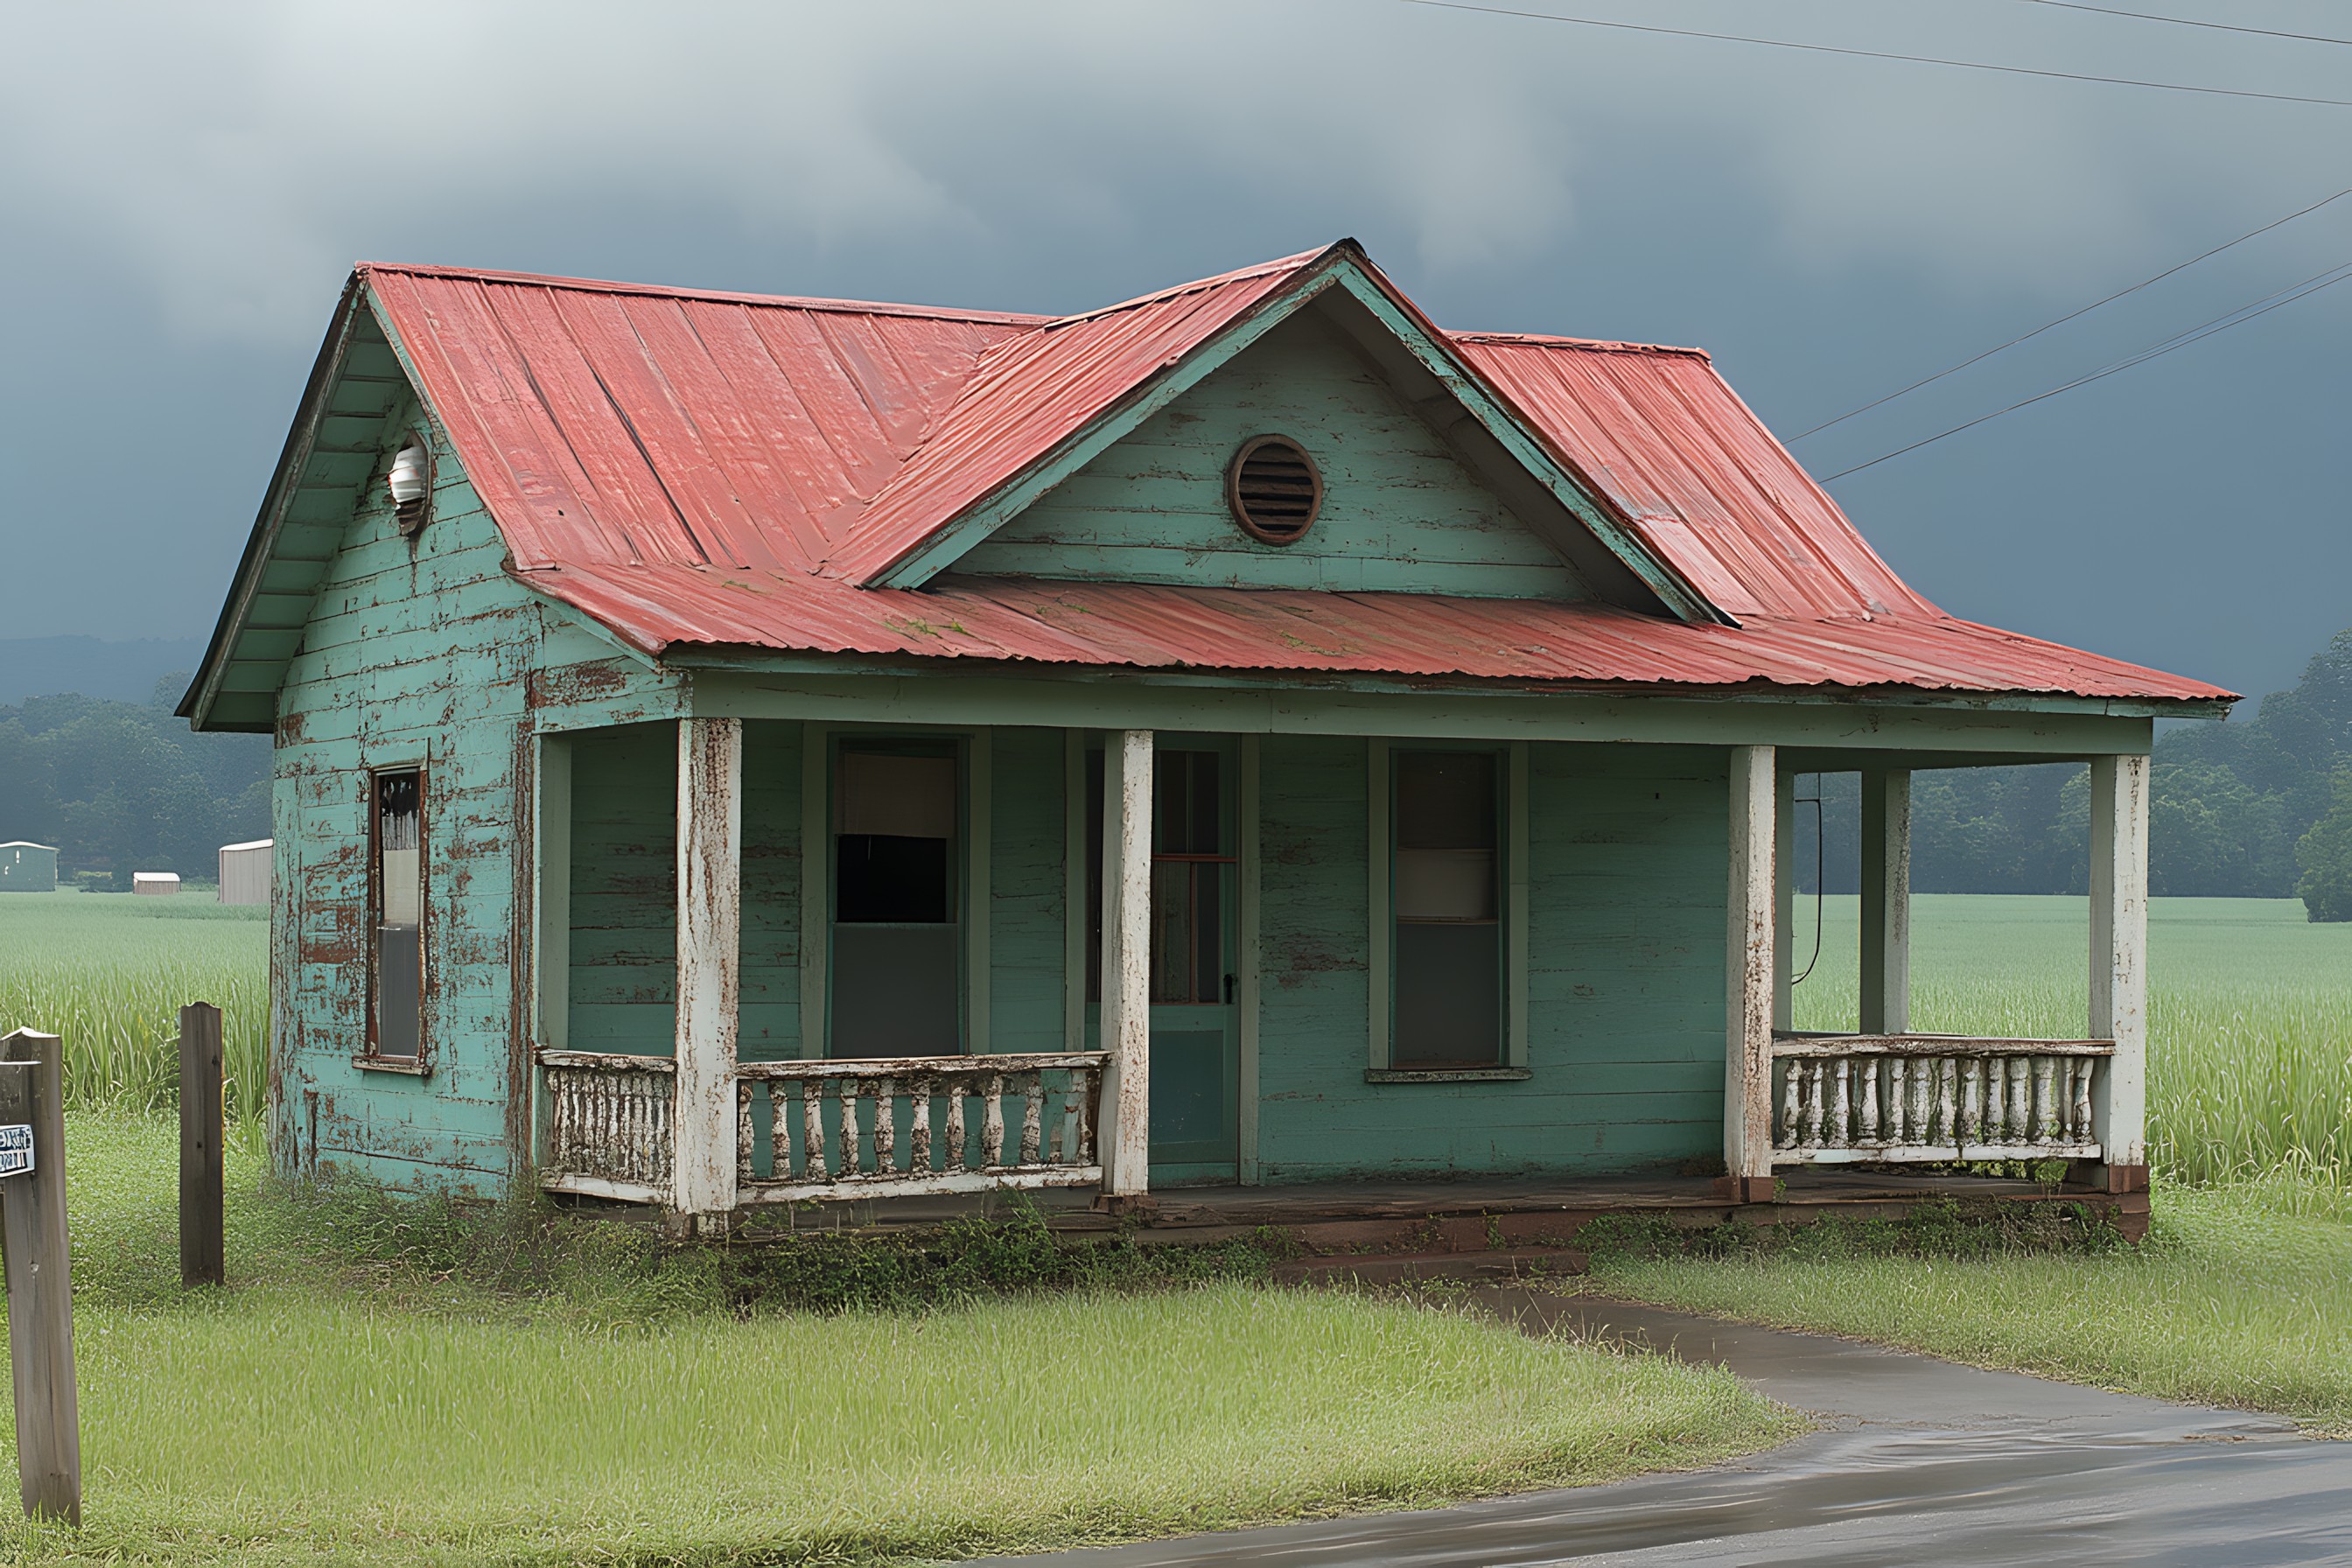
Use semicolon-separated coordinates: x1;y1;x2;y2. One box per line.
1392;751;1502;1068
831;747;960;1057
371;769;424;1060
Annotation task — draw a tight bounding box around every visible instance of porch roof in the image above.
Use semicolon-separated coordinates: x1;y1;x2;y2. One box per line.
532;563;2224;704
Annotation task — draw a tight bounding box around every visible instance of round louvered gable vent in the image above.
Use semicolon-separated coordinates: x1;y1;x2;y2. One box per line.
1226;436;1323;546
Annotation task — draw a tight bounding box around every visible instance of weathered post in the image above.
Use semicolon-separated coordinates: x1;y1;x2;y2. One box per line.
0;1029;81;1526
178;1002;226;1288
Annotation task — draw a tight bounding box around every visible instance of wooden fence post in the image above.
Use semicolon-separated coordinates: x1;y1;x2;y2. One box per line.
0;1029;81;1527
179;1003;225;1288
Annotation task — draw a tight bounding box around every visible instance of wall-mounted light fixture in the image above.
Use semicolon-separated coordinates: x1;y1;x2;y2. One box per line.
388;432;433;536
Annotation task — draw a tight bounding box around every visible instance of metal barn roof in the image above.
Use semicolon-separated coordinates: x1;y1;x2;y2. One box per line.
218;242;2234;711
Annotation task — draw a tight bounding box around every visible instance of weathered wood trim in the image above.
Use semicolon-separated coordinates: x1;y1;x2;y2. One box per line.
2090;752;2150;1170
1781;1144;2102;1166
537;1172;666;1204
696;671;2161;756
1365;1067;1532;1084
1725;745;1777;1187
1772;766;1796;1034
734;1051;1104;1080
1859;766;1911;1035
966;727;991;1055
1506;739;1530;1069
1237;732;1263;1186
1063;730;1087;1055
1772;1034;2115;1058
1098;730;1153;1195
672;717;742;1217
798;723;829;1060
534;733;572;1053
739;1166;1103;1204
536;1048;680;1074
1366;738;1391;1071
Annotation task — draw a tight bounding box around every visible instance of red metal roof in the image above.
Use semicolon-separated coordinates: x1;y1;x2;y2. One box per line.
359;249;2232;705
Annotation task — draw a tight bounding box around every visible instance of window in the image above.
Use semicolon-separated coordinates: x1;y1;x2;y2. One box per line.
1087;748;1234;1006
830;746;960;1057
369;768;424;1062
1390;750;1502;1069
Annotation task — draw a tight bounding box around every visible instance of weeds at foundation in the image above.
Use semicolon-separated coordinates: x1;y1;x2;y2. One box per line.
1576;1196;2127;1266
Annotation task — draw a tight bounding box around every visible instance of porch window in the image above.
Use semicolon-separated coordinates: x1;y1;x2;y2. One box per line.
1390;750;1502;1068
368;767;424;1063
831;746;961;1057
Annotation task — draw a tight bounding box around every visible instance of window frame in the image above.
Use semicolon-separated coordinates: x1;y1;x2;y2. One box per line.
817;729;988;1060
360;760;432;1074
1366;738;1530;1082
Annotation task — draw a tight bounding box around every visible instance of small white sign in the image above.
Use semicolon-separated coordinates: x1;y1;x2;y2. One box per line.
0;1125;32;1179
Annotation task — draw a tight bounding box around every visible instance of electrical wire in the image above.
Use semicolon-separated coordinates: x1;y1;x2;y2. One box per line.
1791;186;2352;439
1397;0;2352;107
1821;258;2352;480
2014;0;2352;48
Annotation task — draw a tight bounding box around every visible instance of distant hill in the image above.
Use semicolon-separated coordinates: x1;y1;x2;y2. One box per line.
0;636;207;706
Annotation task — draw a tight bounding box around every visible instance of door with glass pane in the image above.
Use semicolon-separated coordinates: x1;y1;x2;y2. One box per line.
1088;740;1241;1180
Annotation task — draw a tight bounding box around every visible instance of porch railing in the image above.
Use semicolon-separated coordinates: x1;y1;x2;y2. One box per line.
1772;1033;2113;1164
734;1052;1108;1203
538;1048;676;1200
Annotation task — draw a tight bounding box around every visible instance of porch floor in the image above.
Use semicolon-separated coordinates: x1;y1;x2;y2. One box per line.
729;1167;2147;1247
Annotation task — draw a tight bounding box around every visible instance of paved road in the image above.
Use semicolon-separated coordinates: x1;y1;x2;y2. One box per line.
989;1289;2350;1567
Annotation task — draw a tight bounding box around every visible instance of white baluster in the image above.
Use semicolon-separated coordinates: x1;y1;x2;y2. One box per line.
983;1073;1006;1167
1936;1058;1957;1146
911;1078;934;1173
2031;1057;2057;1146
1778;1063;1802;1150
875;1077;898;1173
946;1081;967;1172
769;1080;792;1181
839;1080;861;1174
802;1082;827;1181
1828;1058;1852;1149
1020;1074;1045;1166
1859;1059;1882;1144
2072;1058;2096;1143
737;1082;754;1183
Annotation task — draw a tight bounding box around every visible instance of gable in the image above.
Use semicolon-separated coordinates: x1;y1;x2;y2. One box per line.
961;307;1591;599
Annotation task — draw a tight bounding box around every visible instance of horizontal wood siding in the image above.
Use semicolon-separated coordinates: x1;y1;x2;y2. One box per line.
739;720;803;1061
1254;736;1727;1180
275;427;532;1197
567;724;677;1055
963;308;1589;599
989;727;1067;1054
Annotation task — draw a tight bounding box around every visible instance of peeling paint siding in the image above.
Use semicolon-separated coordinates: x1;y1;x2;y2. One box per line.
963;310;1590;599
989;728;1067;1054
738;721;804;1062
1253;735;1728;1181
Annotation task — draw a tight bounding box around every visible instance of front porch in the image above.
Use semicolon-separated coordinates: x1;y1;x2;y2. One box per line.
527;714;2152;1228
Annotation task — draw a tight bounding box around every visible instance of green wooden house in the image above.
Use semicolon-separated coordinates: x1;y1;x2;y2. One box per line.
180;242;2231;1228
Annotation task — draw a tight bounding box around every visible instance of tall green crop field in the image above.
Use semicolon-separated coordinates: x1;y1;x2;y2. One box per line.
1788;894;2352;1201
0;891;269;1126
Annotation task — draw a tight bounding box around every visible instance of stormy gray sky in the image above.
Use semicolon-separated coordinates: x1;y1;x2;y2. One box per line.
4;0;2347;703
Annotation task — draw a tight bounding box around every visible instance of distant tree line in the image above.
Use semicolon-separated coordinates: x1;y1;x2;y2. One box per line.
1795;628;2352;920
0;676;270;887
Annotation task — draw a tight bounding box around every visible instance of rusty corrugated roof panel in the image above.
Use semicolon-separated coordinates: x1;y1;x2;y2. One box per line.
355;248;2232;706
516;563;2230;703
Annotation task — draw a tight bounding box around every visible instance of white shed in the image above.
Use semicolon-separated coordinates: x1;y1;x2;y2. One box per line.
218;839;273;906
132;872;181;896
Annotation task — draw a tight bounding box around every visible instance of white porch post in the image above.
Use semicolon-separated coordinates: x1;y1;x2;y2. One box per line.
673;717;743;1222
1860;766;1912;1035
2090;752;2150;1186
1725;745;1777;1200
1098;730;1153;1199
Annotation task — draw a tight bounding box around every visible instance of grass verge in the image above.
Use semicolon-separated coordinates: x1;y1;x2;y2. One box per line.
1578;1183;2352;1434
0;1116;1796;1565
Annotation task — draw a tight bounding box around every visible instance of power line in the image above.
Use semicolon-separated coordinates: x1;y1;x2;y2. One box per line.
1792;186;2352;439
1821;259;2352;480
1397;0;2352;107
2014;0;2352;48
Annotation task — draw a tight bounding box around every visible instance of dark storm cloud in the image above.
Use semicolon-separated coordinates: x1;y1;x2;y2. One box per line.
3;0;2346;699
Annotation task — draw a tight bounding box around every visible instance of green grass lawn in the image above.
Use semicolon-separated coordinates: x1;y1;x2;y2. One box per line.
1593;892;2352;1432
0;1117;1790;1566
